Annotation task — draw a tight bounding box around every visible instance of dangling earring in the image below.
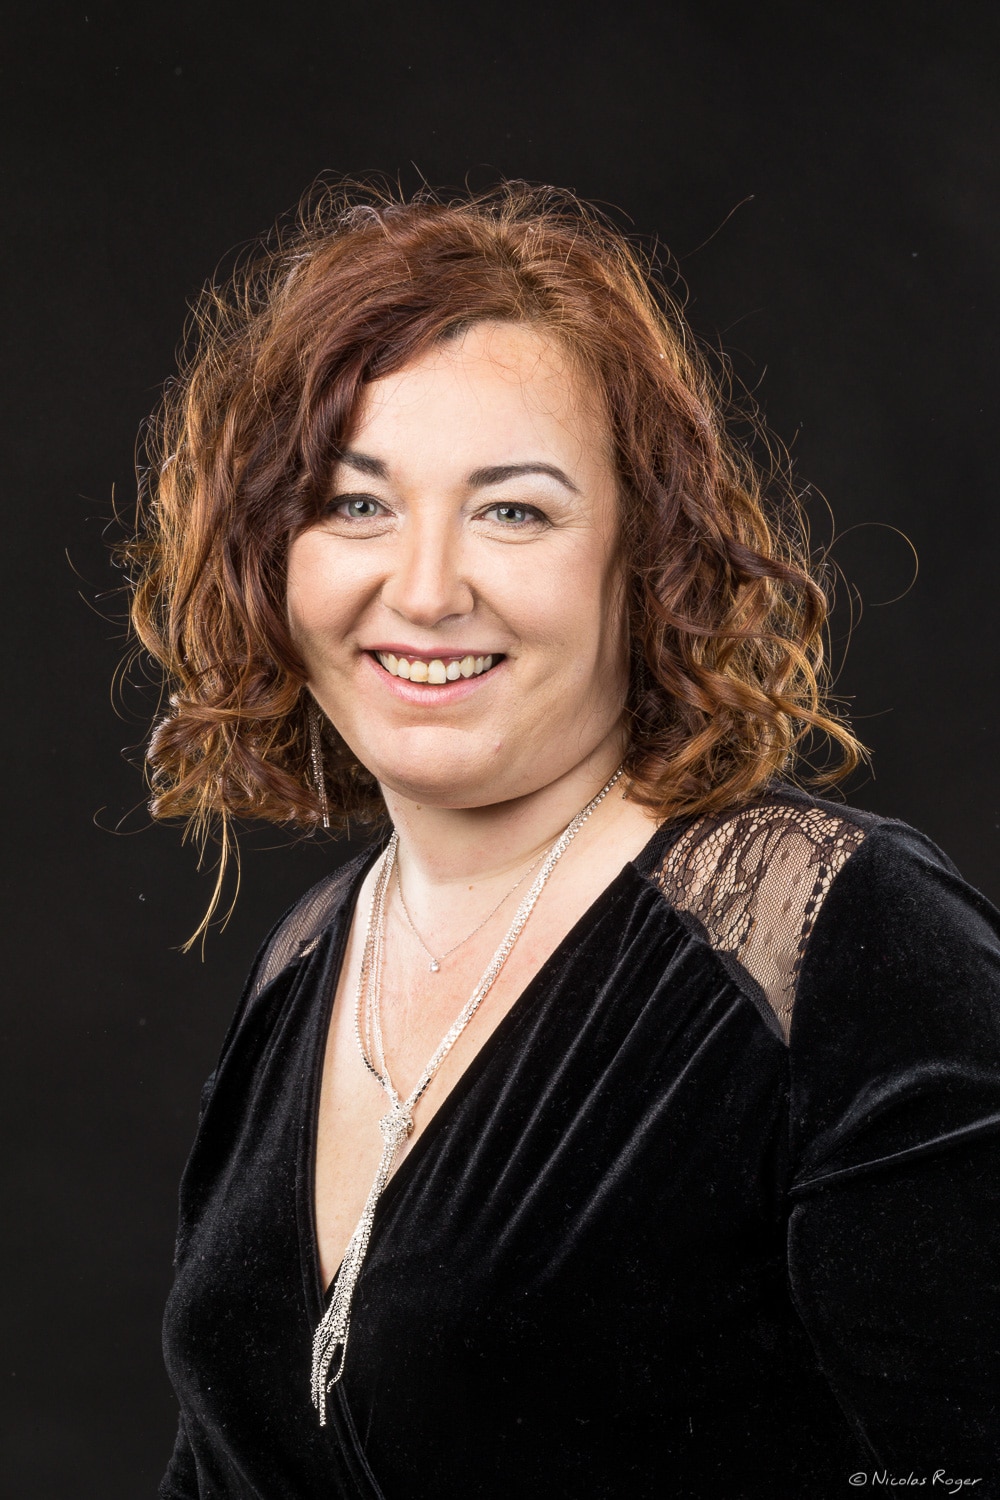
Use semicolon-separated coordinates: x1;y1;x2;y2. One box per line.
307;700;331;829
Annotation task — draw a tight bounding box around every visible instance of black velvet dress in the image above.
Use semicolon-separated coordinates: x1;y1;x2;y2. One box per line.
159;786;1000;1498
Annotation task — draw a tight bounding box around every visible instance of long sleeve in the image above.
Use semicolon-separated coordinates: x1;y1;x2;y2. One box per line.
787;822;1000;1486
158;1414;199;1499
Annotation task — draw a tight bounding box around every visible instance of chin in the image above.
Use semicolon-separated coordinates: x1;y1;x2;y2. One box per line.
356;733;537;811
368;761;510;811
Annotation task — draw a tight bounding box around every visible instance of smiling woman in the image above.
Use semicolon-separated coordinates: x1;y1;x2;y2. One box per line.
126;183;1000;1499
286;321;628;815
129;183;855;853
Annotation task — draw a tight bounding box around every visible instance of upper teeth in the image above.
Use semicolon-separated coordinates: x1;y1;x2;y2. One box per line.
375;652;495;683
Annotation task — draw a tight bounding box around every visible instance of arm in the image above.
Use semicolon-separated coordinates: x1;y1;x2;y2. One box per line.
788;823;1000;1485
158;1415;199;1499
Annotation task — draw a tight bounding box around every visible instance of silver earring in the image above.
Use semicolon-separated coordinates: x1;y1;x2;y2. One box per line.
307;701;331;829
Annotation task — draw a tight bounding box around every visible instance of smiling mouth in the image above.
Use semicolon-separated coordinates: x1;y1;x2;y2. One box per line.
371;651;503;683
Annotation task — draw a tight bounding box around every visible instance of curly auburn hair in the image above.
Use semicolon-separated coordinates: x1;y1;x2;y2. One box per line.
125;179;862;860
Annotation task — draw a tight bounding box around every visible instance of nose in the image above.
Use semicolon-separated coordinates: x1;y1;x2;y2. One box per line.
380;511;475;628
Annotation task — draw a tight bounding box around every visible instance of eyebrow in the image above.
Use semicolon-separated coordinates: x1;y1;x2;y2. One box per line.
336;451;580;494
337;450;389;479
466;462;580;493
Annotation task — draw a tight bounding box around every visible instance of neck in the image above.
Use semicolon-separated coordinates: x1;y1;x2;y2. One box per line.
379;740;627;893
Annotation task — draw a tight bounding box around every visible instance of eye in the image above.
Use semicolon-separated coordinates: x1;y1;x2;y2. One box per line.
330;494;384;519
483;502;546;527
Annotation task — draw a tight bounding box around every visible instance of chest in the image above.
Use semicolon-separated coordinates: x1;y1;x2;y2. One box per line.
165;881;794;1487
312;863;643;1292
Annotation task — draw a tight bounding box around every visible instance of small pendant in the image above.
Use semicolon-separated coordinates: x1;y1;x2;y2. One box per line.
429;958;440;972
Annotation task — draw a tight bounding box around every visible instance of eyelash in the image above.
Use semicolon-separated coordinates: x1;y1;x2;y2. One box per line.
327;495;385;520
483;503;546;527
325;496;549;527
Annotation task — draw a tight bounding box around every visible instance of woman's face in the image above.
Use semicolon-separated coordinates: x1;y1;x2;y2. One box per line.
286;320;629;809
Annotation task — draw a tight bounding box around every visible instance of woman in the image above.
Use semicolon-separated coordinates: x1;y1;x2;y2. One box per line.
129;183;1000;1498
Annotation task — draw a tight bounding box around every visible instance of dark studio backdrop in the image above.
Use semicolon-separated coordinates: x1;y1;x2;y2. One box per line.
2;2;998;1495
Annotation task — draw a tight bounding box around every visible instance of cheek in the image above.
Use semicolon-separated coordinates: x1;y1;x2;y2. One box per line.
285;535;358;660
285;542;321;657
541;540;625;654
500;551;627;696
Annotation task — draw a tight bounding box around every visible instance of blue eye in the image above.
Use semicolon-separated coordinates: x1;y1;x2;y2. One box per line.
489;503;538;524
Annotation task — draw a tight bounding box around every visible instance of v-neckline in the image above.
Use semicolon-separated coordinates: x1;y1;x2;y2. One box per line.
298;815;683;1315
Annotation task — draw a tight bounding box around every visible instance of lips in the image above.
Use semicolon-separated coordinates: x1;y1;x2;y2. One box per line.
371;651;501;683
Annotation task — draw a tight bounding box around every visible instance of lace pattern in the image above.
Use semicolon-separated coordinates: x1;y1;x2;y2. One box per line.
249;858;369;1002
650;800;869;1040
250;802;869;1040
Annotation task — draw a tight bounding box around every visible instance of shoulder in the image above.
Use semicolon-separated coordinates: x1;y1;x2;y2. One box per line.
638;784;876;1038
640;788;1000;1176
638;784;1000;1043
201;843;379;1103
790;814;1000;1106
246;843;379;1001
783;814;1000;1186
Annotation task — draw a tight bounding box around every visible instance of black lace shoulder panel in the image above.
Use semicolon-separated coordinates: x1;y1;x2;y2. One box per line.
248;848;375;1002
641;791;873;1040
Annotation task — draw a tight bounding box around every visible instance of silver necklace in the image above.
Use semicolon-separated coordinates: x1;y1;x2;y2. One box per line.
394;850;544;972
310;765;624;1424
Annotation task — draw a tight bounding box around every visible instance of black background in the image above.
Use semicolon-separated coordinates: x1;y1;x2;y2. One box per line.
2;3;998;1495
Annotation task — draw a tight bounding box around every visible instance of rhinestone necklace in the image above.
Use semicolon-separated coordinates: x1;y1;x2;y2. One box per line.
394;848;544;971
310;765;624;1424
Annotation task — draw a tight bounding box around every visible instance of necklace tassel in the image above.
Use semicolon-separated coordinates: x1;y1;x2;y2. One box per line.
309;766;624;1422
311;1102;413;1425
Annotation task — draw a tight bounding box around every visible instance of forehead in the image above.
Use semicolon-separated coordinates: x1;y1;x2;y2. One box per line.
347;321;611;478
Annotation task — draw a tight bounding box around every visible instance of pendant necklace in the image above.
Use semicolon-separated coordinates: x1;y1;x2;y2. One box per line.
310;764;624;1424
395;849;544;972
